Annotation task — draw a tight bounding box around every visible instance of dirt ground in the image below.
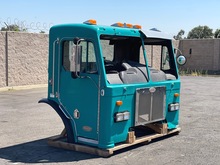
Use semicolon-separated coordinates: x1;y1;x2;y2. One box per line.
0;76;220;165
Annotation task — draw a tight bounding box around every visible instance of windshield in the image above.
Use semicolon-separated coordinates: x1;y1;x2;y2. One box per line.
100;35;144;63
100;35;148;84
100;35;178;84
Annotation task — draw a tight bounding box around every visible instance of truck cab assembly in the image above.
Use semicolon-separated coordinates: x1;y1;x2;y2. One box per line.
39;19;186;156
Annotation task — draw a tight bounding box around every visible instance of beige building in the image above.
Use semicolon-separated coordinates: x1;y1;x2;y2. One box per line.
179;39;220;72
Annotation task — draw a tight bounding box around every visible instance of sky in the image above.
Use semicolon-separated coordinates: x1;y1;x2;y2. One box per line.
0;0;220;37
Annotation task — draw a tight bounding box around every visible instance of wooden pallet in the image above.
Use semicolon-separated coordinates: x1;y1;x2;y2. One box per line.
47;124;181;157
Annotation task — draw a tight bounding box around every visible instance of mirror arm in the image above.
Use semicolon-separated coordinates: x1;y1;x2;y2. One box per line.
174;47;183;55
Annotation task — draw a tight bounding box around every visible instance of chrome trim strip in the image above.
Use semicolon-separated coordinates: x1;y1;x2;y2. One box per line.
52;39;59;95
150;93;153;121
78;137;99;145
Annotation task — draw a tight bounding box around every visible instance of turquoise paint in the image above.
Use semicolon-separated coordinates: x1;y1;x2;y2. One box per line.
98;81;181;148
46;22;182;149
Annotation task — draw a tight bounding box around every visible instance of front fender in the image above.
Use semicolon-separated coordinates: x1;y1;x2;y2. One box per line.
38;98;74;143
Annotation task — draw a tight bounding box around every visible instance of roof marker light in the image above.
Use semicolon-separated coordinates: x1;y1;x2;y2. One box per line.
111;22;124;27
133;24;142;29
125;23;133;28
83;19;97;25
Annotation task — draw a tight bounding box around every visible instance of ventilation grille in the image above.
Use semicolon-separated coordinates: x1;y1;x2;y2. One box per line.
135;86;166;126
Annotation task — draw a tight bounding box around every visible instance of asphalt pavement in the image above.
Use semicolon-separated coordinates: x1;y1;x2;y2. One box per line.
0;76;220;165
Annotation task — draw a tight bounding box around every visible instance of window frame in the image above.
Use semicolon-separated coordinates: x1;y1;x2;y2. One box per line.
62;39;98;74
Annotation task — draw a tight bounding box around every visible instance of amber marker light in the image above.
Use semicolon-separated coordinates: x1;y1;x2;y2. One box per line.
125;23;133;28
133;24;142;29
174;93;180;97
116;100;123;106
111;22;124;27
83;19;97;25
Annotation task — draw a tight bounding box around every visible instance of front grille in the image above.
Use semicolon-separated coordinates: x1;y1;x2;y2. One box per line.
135;86;166;126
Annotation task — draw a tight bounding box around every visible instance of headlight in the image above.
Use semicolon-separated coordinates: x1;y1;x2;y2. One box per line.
115;113;124;122
123;111;130;120
115;111;130;122
169;103;180;111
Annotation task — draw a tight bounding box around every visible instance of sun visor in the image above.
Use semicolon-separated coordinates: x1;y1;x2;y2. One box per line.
140;29;173;40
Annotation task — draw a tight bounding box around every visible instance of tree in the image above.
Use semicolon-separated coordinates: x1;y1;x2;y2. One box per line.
174;29;185;40
187;25;213;39
1;24;27;32
214;29;220;38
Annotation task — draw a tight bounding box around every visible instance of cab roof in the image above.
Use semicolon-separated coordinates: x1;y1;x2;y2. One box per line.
50;20;173;40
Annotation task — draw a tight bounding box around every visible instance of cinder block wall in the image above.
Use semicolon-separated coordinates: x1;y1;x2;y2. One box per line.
0;32;220;88
7;32;48;86
0;32;6;87
0;32;48;87
213;39;220;70
179;39;220;71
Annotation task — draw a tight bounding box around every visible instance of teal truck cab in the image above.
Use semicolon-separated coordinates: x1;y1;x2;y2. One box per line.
39;19;186;154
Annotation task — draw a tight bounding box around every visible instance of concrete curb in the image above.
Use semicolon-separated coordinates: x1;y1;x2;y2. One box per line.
0;84;48;92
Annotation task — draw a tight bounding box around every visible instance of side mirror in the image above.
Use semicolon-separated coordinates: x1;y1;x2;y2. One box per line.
69;45;82;72
177;55;186;65
69;37;84;78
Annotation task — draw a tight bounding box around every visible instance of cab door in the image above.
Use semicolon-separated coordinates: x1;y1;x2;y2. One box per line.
59;39;99;144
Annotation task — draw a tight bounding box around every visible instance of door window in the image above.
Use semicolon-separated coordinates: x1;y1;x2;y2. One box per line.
81;41;97;73
62;40;97;74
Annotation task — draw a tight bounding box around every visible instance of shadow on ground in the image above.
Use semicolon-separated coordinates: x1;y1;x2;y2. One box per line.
0;134;179;163
0;138;98;163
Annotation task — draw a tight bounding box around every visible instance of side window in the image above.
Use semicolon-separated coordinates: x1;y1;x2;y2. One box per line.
139;44;146;65
62;40;97;73
161;46;171;70
63;41;74;71
100;40;114;61
143;39;177;80
143;45;171;71
81;41;97;73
